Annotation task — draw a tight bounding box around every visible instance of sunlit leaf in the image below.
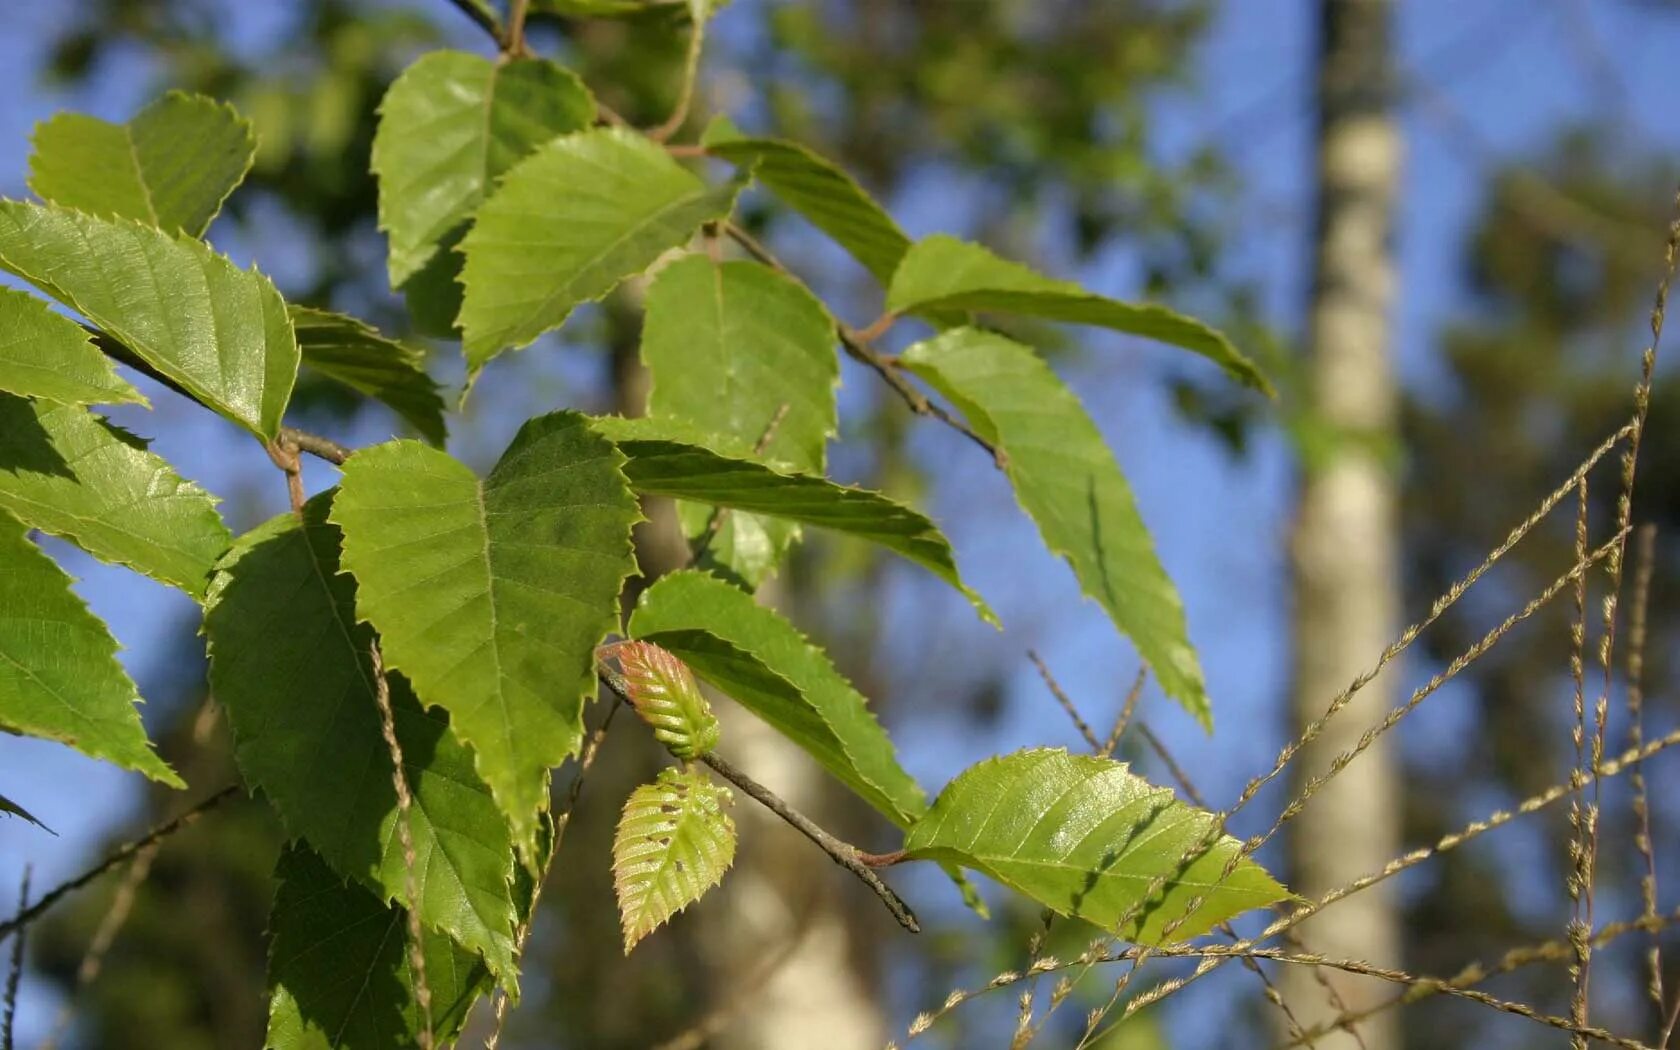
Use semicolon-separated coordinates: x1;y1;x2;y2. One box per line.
0;288;143;407
612;767;735;953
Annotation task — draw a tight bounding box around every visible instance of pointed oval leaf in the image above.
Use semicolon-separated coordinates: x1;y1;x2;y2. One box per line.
291;307;446;445
331;411;641;857
0;201;300;439
205;496;518;979
373;51;596;289
904;748;1287;943
28;91;256;238
629;569;925;826
702;116;910;287
886;235;1270;394
592;415;995;623
0;288;144;407
642;254;837;586
0;394;230;597
0;510;179;786
612;767;735;953
611;640;720;760
458;128;742;372
902;328;1210;727
265;844;492;1050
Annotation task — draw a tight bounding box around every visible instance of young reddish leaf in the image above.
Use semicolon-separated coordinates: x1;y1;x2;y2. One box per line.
612;640;720;760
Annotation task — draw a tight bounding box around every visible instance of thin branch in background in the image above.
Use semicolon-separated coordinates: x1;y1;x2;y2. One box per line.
1102;669;1149;758
3;866;29;1050
1627;523;1663;1018
369;642;432;1050
37;843;160;1050
1027;649;1101;751
441;0;501;43
0;786;236;941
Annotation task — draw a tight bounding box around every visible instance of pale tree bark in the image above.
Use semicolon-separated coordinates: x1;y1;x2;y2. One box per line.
1281;1;1404;1047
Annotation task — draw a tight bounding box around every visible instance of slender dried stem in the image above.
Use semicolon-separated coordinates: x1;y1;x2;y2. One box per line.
2;867;27;1050
1627;524;1663;1019
1567;476;1594;1049
442;0;501;42
1103;670;1149;758
370;643;432;1050
37;843;160;1050
504;0;531;56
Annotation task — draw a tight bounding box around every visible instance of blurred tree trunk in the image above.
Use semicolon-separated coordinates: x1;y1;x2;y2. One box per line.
1282;1;1403;1046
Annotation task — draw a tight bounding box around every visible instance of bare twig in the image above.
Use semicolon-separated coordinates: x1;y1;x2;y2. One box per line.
1103;669;1149;758
2;866;28;1050
370;643;432;1050
503;0;531;56
37;843;160;1050
1568;478;1594;1050
1028;649;1101;752
279;426;351;466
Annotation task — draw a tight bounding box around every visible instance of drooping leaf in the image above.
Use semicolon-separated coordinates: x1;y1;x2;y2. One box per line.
0;394;230;597
592;415;994;623
886;235;1270;394
0;288;144;407
28;91;255;238
0;509;179;786
0;792;52;833
290;307;446;445
641;254;837;585
610;640;720;760
0;201;299;440
629;569;924;825
702;116;910;286
331;411;640;857
902;328;1210;726
264;844;492;1050
904;748;1288;943
205;496;517;980
372;51;596;289
457;128;742;372
612;767;735;953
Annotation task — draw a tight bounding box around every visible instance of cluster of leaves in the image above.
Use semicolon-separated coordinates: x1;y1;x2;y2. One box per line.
0;2;1287;1044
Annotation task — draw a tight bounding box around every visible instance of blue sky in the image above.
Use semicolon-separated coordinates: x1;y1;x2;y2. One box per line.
2;1;1679;1045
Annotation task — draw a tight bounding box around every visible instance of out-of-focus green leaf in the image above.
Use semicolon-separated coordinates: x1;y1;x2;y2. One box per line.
904;748;1288;943
28;91;255;238
902;328;1209;727
290;307;446;445
612;767;735;953
205;496;517;980
0;394;229;598
887;234;1270;394
0;288;143;407
331;412;640;858
0;509;179;786
0;201;299;439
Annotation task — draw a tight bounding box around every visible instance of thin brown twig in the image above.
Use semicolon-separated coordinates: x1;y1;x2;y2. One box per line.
1028;649;1101;751
1102;669;1149;758
279;426;351;466
37;843;160;1050
0;786;236;941
370;642;432;1050
2;866;27;1050
264;437;306;515
442;0;501;42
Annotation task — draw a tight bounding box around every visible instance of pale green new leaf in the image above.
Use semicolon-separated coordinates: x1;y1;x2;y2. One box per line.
458;128;741;372
0;289;143;407
612;767;735;953
264;844;491;1050
612;640;720;760
0;201;299;440
0;394;230;598
592;415;994;623
904;748;1288;943
642;254;837;586
28;91;255;238
290;307;446;445
331;411;640;857
205;496;517;979
373;51;595;289
886;235;1270;394
902;328;1209;726
0;510;179;786
702;116;910;286
629;569;924;825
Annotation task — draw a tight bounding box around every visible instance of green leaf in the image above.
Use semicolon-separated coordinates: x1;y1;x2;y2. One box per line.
641;254;837;586
331;411;640;857
0;394;230;597
373;51;596;289
902;328;1210;727
593;415;994;623
886;235;1270;394
0;201;300;440
0;509;179;786
0;792;52;833
610;640;720;760
458;128;741;373
629;569;924;825
290;307;446;445
904;748;1288;943
264;844;492;1050
612;767;735;953
702;116;910;286
28;91;255;238
205;496;517;980
0;289;144;407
